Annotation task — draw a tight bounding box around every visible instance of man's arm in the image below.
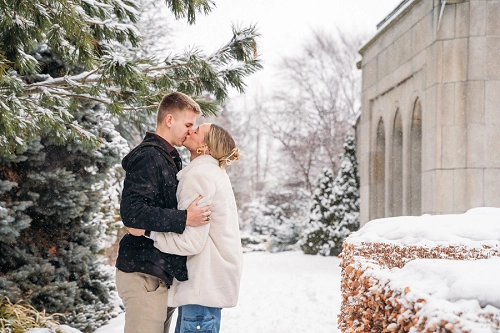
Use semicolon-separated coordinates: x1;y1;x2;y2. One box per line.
120;150;186;233
127;196;211;236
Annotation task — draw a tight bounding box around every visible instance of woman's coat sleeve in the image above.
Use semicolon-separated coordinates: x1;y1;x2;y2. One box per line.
150;171;215;256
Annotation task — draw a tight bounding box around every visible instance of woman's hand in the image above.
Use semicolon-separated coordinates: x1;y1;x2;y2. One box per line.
127;227;146;236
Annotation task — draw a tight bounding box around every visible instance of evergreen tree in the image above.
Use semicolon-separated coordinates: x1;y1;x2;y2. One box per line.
239;197;273;252
301;133;360;256
301;167;336;255
321;133;360;256
0;101;129;332
0;0;262;330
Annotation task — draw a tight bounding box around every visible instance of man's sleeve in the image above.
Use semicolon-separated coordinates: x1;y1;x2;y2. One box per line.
120;150;186;234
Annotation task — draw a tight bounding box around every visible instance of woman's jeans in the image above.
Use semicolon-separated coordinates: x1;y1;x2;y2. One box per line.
174;304;222;333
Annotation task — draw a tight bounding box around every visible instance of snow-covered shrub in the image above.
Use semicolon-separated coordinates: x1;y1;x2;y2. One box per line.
240;189;310;253
339;210;500;333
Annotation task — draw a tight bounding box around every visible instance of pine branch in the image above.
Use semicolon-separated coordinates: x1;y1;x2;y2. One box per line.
165;0;215;24
44;88;114;105
0;1;262;156
21;26;261;107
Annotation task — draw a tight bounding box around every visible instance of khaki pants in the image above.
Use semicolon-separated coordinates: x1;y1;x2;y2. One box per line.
116;269;176;333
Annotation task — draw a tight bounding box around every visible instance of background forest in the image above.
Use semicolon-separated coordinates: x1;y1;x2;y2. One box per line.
0;0;363;331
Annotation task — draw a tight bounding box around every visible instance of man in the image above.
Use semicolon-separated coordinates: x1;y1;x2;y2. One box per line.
115;92;211;333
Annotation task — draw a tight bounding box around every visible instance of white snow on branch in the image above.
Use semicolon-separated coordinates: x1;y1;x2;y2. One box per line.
69;121;97;140
115;0;139;16
14;14;35;27
112;55;127;66
82;0;114;10
28;71;100;89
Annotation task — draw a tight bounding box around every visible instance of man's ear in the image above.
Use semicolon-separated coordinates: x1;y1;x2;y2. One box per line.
164;114;173;128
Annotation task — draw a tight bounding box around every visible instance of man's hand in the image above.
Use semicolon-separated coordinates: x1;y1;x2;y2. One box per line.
186;195;211;227
127;227;146;236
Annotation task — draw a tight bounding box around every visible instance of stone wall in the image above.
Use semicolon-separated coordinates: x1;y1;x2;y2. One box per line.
358;0;500;225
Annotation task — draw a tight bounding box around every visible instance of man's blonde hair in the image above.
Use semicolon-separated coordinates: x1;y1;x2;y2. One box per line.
205;124;240;169
157;92;201;125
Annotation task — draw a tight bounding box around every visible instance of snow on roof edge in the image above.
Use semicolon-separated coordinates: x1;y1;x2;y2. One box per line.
358;0;418;56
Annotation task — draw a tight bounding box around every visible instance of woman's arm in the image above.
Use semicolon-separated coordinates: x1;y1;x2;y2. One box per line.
151;224;209;255
151;171;216;256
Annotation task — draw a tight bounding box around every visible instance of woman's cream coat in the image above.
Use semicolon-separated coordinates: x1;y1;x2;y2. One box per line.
150;155;243;308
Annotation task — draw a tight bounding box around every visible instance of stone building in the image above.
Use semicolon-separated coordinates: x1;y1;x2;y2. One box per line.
357;0;500;226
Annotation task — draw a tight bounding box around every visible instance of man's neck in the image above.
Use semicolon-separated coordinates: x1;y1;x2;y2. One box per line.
155;128;174;147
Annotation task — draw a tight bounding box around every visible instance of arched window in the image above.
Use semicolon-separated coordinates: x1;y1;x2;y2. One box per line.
409;99;422;215
391;110;403;217
371;118;386;220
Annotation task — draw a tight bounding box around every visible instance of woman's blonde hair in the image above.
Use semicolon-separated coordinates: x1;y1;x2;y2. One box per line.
205;124;240;169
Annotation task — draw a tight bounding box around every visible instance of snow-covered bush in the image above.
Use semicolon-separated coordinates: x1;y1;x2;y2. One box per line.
240;189;310;253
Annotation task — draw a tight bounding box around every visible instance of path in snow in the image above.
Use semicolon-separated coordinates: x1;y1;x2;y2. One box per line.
95;251;342;333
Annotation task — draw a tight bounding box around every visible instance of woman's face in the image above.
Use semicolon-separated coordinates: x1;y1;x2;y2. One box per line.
184;123;211;152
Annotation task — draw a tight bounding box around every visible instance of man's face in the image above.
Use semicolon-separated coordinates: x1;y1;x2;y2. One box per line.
169;109;198;147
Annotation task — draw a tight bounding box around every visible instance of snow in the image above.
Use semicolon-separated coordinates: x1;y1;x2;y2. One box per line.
375;0;416;32
368;257;500;309
28;325;82;333
94;251;342;333
347;207;500;249
114;0;139;16
81;0;113;10
359;256;500;333
14;136;24;145
112;54;127;66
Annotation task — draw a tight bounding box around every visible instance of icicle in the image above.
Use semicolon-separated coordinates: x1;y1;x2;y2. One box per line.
437;0;447;33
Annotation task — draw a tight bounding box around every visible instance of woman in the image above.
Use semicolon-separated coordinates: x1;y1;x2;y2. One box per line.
129;123;242;333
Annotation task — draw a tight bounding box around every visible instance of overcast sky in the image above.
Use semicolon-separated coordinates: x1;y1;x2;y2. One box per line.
166;0;404;98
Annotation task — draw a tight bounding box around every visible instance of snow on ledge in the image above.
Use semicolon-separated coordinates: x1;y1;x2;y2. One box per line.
347;207;500;249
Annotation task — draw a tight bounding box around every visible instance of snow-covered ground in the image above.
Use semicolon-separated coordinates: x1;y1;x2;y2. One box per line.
49;208;500;333
95;251;342;333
